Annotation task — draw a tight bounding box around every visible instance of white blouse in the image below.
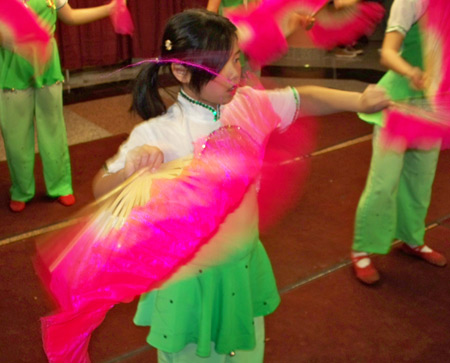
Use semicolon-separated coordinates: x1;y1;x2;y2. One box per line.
386;0;429;35
106;86;299;172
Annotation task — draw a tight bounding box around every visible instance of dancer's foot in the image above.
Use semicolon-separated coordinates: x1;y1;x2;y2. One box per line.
351;251;380;285
9;200;26;213
401;243;447;267
334;46;360;58
57;194;76;206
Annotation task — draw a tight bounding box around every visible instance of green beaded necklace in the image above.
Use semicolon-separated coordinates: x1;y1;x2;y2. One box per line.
179;89;220;122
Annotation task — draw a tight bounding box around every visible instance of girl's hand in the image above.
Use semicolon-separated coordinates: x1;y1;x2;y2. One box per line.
406;66;426;90
124;145;164;179
333;0;360;9
107;0;117;14
358;85;391;114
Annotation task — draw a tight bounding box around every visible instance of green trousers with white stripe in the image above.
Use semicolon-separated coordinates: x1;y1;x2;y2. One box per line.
352;126;440;254
0;83;73;201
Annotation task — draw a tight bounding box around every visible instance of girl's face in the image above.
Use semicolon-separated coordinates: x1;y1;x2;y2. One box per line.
187;41;242;108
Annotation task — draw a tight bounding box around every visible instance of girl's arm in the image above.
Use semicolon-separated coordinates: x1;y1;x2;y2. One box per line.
296;85;390;117
380;30;424;89
206;0;222;13
92;168;127;199
333;0;360;8
57;0;115;25
92;145;164;198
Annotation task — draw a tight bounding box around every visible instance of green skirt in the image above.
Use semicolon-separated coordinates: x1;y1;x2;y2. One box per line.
133;239;280;357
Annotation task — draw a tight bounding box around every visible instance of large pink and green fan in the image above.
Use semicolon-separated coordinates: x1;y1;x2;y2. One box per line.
0;0;52;68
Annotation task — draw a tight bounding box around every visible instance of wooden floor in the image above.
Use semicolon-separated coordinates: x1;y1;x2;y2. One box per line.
0;78;449;362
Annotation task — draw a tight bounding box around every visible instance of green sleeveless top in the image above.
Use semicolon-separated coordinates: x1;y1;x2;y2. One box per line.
0;0;65;90
219;0;257;14
359;23;425;126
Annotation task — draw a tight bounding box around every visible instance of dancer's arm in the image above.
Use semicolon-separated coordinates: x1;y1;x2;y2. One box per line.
57;0;115;25
296;85;390;117
380;31;424;90
206;0;222;13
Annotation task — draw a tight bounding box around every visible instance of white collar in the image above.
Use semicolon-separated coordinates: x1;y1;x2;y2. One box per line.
177;90;221;123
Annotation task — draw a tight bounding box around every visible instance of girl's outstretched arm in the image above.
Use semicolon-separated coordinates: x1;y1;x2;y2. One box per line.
296;84;390;117
57;0;115;25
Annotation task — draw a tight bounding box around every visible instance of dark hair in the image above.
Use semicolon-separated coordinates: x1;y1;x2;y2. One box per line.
132;9;238;120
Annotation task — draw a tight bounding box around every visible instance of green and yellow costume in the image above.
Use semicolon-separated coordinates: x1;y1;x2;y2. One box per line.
0;0;72;202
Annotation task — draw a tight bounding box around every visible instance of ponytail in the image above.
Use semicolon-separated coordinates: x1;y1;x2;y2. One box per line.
132;9;238;120
132;62;167;120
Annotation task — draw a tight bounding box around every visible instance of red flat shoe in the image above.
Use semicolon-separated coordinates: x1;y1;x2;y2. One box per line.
351;252;380;285
401;243;447;267
9;200;26;213
57;194;76;206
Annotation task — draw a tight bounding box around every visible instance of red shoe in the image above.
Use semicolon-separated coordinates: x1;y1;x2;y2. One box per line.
401;243;447;267
351;252;380;285
57;194;76;206
9;200;26;213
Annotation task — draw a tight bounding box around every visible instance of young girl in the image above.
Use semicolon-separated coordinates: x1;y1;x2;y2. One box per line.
351;0;447;285
92;9;389;362
0;0;117;212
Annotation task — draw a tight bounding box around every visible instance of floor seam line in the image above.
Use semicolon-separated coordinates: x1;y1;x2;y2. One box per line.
0;218;79;247
101;345;151;363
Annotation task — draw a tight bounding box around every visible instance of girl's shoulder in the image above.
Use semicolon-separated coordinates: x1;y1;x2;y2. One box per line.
234;85;293;103
129;104;182;137
387;0;429;34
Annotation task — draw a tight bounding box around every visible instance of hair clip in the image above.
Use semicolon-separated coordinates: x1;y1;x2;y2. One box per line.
165;39;173;51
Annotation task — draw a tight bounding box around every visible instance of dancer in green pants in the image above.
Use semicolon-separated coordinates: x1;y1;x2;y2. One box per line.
351;0;447;284
0;0;116;212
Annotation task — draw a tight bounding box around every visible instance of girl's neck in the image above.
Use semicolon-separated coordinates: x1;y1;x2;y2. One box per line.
179;88;220;122
180;87;218;109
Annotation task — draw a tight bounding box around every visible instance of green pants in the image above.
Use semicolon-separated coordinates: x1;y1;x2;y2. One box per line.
0;83;73;201
353;126;440;254
157;317;265;363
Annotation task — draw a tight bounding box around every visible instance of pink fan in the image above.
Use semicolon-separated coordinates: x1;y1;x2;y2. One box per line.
0;0;51;68
381;108;450;152
258;117;316;233
109;0;134;35
306;2;385;49
227;0;384;66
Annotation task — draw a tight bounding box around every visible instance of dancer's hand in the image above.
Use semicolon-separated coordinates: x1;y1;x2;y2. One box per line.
333;0;360;9
124;145;164;178
406;66;426;90
358;85;391;113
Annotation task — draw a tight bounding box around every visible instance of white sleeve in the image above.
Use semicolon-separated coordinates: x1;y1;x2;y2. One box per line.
265;87;300;131
386;0;429;35
105;123;159;174
55;0;68;10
